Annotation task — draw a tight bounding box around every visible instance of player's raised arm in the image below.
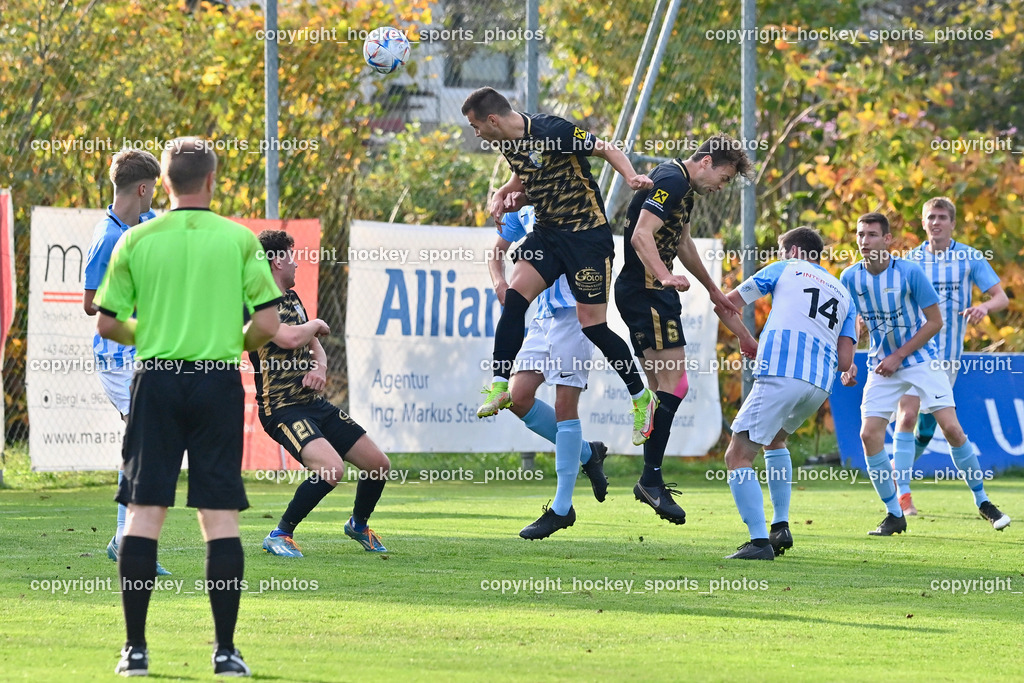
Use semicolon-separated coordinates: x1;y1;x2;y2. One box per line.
268;318;330;350
675;224;740;316
630;210;689;291
592;139;652;190
301;336;328;392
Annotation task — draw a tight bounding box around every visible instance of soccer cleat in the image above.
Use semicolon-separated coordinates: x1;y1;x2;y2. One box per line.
979;501;1011;530
476;382;513;418
212;647;251;677
108;537;172;575
262;532;303;558
519;504;576;540
580;441;609;503
633;480;686;524
114;645;149;677
769;523;794;556
899;492;918;516
630;388;659;445
344;520;388;552
725;541;775;560
868;512;907;536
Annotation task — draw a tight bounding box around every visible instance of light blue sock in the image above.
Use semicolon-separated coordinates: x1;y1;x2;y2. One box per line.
115;470;127;544
950;441;989;506
728;468;768;540
551;419;582;516
521;400;557;443
893;432;915;496
521;400;592;464
867;450;903;516
763;448;792;524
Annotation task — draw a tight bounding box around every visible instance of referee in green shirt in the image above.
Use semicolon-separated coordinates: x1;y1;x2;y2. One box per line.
95;137;282;678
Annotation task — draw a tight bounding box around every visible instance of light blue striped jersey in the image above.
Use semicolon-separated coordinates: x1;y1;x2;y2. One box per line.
905;241;999;363
840;257;940;371
498;206;576;320
84;206;157;370
738;259;856;392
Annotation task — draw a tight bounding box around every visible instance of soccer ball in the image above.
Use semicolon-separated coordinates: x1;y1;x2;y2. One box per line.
363;27;411;75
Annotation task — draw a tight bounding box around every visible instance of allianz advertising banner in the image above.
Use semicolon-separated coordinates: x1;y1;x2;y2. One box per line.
346;221;724;455
832;351;1024;475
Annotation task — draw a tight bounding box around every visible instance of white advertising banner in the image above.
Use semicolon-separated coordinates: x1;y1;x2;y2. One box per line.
346;221;723;455
27;207;127;470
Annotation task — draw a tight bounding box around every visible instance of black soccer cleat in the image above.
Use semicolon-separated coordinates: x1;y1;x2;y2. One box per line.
580;441;609;502
519;505;576;540
979;501;1011;530
115;645;148;677
868;512;907;536
769;522;794;556
212;648;251;677
725;541;775;560
633;481;686;525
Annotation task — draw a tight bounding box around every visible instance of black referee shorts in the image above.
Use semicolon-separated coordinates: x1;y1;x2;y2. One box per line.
116;361;249;510
259;397;366;465
513;224;614;304
614;278;686;357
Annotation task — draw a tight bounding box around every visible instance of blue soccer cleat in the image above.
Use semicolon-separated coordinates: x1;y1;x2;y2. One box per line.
344;520;387;552
262;532;303;558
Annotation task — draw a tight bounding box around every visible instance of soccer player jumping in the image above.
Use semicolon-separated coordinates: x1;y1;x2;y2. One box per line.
839;213;1010;536
463;86;660;446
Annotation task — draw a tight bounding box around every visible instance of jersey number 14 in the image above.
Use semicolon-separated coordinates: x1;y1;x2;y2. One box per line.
803;287;839;329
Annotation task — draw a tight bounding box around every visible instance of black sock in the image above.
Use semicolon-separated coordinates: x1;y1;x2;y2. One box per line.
492;289;531;379
770;521;789;532
278;477;336;534
752;538;771;547
640;391;683;485
352;473;387;526
206;537;244;652
581;323;644;395
119;535;158;649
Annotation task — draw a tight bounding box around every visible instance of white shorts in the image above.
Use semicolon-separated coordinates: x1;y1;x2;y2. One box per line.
731;375;829;446
904;362;958;401
98;363;134;416
513;308;594;389
862;362;955;420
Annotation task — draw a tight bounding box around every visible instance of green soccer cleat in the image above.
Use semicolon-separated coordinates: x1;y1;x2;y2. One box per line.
344;520;388;552
631;388;659;445
476;382;513;418
262;532;303;558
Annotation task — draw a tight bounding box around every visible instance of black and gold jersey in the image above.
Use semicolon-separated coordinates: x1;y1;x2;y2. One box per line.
249;289;319;416
498;113;607;232
619;159;695;289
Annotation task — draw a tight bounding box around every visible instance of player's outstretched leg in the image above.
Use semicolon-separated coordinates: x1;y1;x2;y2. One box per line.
933;408;1010;530
343;436;391;552
262;439;342;558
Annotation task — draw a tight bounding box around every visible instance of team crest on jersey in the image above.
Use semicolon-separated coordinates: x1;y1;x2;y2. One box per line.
651;189;669;205
528;150;544;168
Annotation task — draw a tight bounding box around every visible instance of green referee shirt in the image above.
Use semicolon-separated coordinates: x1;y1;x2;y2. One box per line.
94;208;282;362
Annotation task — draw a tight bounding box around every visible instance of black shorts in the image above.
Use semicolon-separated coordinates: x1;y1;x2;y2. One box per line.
116;361;248;510
259;397;366;465
614;279;687;356
513;224;613;304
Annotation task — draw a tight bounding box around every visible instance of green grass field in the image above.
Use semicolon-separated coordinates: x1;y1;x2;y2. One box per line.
1;453;1022;682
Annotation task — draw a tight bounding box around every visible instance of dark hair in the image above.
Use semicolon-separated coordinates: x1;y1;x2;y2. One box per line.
109;149;160;194
779;226;824;262
160;137;217;195
689;134;755;180
461;87;513;118
857;212;890;235
257;229;294;258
